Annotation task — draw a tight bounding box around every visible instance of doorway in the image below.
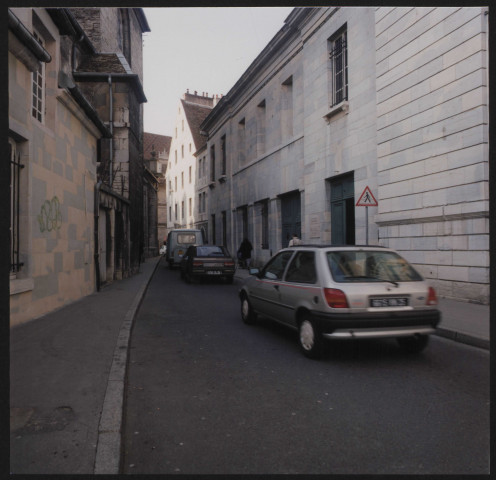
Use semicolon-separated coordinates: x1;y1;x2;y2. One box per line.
280;190;301;248
330;173;355;245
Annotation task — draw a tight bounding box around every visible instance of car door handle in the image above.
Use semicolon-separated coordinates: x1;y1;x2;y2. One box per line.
273;284;279;291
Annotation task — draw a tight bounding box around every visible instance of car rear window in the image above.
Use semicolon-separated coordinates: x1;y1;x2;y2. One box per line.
196;246;226;257
177;233;198;244
327;250;423;283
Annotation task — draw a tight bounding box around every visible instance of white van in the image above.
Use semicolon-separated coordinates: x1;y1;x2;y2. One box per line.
166;229;204;268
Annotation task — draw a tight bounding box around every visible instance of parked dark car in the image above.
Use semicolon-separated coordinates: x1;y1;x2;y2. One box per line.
239;245;441;359
180;245;236;284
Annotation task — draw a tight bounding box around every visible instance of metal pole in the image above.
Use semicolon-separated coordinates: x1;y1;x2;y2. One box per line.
366;206;369;245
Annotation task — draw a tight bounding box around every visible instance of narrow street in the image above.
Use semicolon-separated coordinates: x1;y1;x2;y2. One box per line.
122;258;489;475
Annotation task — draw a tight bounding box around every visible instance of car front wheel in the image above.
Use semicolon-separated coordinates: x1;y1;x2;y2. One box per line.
397;334;429;353
298;316;323;359
240;294;257;325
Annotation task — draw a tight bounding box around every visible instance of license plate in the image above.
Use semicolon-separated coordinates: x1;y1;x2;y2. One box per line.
208;263;223;268
370;297;408;307
207;270;221;275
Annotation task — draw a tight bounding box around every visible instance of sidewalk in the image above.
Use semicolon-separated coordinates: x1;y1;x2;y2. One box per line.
10;256;161;474
10;259;489;474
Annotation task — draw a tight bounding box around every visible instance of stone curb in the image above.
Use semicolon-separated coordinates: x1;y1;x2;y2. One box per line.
93;257;161;474
435;328;490;351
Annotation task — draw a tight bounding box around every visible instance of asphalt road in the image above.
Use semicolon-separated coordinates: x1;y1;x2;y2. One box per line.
122;258;490;474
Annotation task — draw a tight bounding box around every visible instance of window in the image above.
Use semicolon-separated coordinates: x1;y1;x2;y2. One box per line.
189;166;192;183
175;150;177;163
202;192;206;213
238;118;246;165
181;201;185;219
181;171;184;188
181;145;184;159
329;26;348;107
198;194;202;214
285;251;317;284
221;135;226;176
10;140;24;274
189;198;192;216
32;29;45;122
198;158;202;179
175;203;178;220
260;200;269;249
210;145;216;181
281;76;293;138
261;251;293;280
175;176;177;191
257;100;266;156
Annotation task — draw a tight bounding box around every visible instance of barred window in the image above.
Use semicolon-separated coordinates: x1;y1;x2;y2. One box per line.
329;27;348;107
32;30;45;122
10;140;24;274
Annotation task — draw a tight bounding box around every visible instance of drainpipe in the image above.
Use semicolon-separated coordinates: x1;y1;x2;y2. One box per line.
108;75;114;186
94;181;102;291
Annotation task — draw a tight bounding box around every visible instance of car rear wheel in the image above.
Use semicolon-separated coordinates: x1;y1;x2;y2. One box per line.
240;294;257;325
298;316;323;359
397;334;429;353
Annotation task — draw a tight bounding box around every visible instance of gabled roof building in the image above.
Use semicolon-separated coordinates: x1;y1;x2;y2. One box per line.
166;90;216;232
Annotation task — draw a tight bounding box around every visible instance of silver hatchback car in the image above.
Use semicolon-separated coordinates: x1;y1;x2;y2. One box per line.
239;245;441;359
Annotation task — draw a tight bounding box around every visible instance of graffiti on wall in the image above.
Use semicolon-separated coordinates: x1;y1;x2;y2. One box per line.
38;196;62;232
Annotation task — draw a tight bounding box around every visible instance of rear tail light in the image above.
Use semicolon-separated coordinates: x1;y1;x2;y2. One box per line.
324;288;349;308
426;286;438;306
225;261;235;267
193;261;203;267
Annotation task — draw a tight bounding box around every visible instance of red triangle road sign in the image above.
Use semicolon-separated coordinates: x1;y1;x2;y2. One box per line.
356;186;378;207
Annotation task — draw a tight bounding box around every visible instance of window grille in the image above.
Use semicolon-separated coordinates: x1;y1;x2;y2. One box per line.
329;29;348;107
32;30;45;122
10;142;24;273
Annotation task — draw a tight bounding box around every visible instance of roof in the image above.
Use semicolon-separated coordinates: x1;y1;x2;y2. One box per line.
181;99;213;151
143;132;172;159
77;53;127;74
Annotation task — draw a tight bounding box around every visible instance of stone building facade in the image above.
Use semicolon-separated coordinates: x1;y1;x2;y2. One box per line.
69;7;150;282
8;7;150;326
166;91;214;233
374;7;489;303
143;132;172;251
200;6;489;304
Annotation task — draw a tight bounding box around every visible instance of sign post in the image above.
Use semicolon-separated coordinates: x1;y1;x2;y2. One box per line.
356;186;378;245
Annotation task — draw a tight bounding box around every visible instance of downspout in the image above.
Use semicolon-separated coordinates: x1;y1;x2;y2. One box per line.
94;181;102;291
108;75;114;186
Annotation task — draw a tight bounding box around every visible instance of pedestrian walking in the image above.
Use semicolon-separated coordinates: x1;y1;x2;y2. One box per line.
237;238;253;269
288;233;302;247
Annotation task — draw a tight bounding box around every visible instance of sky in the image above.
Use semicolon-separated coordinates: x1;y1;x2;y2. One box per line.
142;7;295;137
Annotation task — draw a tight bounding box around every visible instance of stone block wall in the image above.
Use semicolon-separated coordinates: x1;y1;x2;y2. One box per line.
375;6;489;303
9;18;97;325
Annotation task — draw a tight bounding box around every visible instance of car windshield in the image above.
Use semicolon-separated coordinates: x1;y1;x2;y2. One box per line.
177;234;198;244
196;246;226;257
327;250;423;283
